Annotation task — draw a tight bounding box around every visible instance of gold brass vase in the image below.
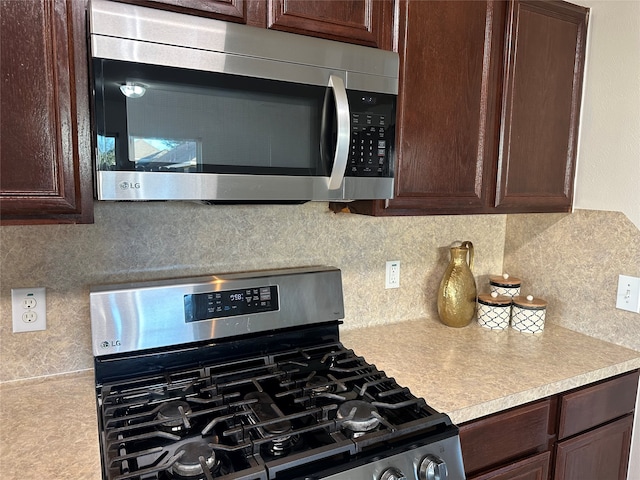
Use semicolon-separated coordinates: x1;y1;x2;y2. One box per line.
437;241;477;328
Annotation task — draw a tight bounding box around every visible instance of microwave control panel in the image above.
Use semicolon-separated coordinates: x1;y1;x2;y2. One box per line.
348;112;391;177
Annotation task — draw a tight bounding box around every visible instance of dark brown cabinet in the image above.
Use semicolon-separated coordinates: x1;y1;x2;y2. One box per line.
553;371;638;480
343;0;588;216
119;0;250;24
460;399;555;477
459;370;639;480
119;0;393;47
554;416;633;480
495;0;588;212
0;0;93;225
266;0;393;48
470;452;551;480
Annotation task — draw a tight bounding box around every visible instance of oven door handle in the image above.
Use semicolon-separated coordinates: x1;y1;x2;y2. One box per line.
327;74;350;191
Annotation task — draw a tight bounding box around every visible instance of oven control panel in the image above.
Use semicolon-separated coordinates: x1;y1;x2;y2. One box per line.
90;266;344;356
184;285;279;322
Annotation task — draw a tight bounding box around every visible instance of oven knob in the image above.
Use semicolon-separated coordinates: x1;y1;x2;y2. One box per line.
418;455;448;480
379;467;407;480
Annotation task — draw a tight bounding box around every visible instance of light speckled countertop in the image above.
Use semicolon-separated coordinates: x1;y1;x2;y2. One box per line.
1;321;639;479
341;320;640;424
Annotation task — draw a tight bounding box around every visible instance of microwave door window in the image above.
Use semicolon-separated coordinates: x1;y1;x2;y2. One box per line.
96;60;330;177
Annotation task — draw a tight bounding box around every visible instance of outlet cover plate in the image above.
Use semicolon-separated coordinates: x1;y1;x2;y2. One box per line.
385;260;400;289
616;275;640;313
11;287;47;332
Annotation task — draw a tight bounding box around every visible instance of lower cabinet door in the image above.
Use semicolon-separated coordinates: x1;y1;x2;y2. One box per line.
554;415;633;480
469;451;550;480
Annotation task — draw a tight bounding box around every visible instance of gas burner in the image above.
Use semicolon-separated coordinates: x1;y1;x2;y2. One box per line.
157;400;193;433
336;400;380;434
246;391;292;435
305;375;335;395
171;440;219;478
263;433;300;458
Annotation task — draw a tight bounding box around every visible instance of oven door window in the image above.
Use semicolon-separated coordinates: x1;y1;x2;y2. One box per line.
93;59;336;176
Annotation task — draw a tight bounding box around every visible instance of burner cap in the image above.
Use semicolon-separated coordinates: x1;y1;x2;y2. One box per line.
336;400;380;432
305;375;334;394
156;400;192;431
263;419;292;435
171;440;217;478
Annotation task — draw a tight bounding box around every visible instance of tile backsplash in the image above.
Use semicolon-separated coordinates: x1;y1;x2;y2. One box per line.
0;202;505;383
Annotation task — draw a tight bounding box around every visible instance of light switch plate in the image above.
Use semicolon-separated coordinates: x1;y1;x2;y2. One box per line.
616;275;640;313
11;287;47;332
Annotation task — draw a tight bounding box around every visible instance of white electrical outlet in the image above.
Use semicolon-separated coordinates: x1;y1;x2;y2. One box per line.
385;261;400;289
616;275;640;313
12;287;47;332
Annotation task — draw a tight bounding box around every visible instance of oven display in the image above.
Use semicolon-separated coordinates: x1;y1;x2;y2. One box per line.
184;285;278;322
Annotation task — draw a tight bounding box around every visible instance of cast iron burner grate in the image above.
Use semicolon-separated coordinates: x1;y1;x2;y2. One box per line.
97;342;446;479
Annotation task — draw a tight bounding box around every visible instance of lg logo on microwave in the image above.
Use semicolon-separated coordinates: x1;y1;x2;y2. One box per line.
119;181;141;190
101;340;122;348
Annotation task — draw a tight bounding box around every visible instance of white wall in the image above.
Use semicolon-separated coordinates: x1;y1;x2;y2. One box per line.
572;2;640;477
573;0;640;229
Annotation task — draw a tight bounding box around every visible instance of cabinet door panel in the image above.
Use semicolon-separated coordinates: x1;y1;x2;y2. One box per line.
469;451;550;480
393;0;503;212
0;0;93;224
554;415;633;480
267;0;392;48
115;0;247;23
495;0;587;212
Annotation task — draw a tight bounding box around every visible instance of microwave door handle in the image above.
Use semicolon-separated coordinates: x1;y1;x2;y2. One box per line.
327;75;350;191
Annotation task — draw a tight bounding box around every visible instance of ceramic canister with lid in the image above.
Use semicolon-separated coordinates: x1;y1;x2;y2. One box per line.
477;292;512;330
511;295;547;333
489;273;522;298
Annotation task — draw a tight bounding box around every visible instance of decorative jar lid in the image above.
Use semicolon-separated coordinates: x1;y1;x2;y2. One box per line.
489;273;522;287
478;292;512;306
513;295;547;310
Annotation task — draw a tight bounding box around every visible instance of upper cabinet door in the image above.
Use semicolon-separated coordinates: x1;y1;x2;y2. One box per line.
267;0;394;48
391;0;505;214
495;0;588;213
115;0;248;23
0;0;93;224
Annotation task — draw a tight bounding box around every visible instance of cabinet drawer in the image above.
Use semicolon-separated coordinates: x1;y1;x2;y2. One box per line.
469;451;550;480
460;399;554;475
558;370;639;439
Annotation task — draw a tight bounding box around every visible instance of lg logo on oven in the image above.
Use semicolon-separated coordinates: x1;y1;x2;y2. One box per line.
119;181;141;190
101;340;122;348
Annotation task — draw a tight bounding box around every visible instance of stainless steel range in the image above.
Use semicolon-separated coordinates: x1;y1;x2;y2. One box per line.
90;266;465;480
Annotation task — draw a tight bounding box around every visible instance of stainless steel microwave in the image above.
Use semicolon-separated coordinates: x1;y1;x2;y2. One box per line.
88;0;399;202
